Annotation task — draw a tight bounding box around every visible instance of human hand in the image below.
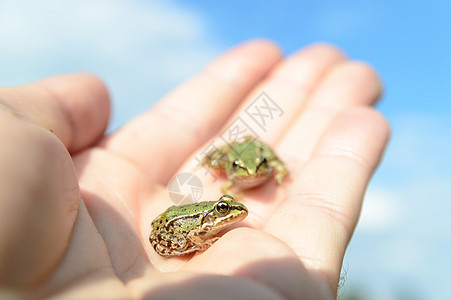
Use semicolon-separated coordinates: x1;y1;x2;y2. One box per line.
0;40;389;299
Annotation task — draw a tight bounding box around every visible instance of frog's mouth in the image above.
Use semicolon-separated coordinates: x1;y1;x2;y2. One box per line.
232;175;270;189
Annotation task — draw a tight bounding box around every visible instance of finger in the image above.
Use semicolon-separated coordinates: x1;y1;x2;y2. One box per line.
73;148;156;281
181;228;334;299
102;40;282;184
212;43;346;143
240;62;382;232
278;62;382;174
130;271;294;300
0;73;110;153
173;44;345;204
35;202;127;298
0;110;80;287
263;107;390;293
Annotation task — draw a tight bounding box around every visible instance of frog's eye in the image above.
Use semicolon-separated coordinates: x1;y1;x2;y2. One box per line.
232;160;241;169
220;195;234;202
257;156;267;169
215;200;230;215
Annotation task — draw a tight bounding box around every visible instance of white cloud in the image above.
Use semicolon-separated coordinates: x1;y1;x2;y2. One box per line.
0;0;221;127
357;187;402;232
347;111;451;299
384;112;451;172
0;1;211;56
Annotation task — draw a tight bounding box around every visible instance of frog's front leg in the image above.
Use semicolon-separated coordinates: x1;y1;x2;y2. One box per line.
185;231;222;254
171;236;220;256
194;237;221;251
221;179;234;195
269;160;289;185
202;146;228;170
259;143;289;185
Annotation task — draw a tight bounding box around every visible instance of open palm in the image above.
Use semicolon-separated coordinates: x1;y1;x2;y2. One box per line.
0;40;389;299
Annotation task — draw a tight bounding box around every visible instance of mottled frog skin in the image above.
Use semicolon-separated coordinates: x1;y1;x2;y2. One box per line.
202;135;289;194
149;195;248;257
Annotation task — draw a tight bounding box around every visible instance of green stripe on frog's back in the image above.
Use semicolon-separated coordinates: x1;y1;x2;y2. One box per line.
163;201;216;225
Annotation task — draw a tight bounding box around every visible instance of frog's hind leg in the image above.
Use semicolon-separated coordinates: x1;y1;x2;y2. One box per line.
154;231;189;257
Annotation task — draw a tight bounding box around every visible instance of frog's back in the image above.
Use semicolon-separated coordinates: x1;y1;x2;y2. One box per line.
163;201;215;224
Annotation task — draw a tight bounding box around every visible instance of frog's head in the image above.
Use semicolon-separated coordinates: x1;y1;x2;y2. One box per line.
226;147;274;188
200;195;248;235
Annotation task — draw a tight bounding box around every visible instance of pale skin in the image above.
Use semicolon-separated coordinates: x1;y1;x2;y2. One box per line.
0;40;389;299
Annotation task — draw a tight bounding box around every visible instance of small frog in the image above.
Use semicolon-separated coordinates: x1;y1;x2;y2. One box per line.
149;195;248;257
202;135;289;194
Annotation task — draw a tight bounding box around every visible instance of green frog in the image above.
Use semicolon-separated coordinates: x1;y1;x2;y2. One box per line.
149;195;248;257
202;135;289;194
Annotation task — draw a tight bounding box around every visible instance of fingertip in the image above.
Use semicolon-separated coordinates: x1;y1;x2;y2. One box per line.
345;61;384;98
297;42;347;59
39;73;109;102
38;73;111;152
330;61;383;105
206;39;283;86
341;106;391;145
269;42;346;86
39;72;111;119
317;106;391;172
237;38;284;58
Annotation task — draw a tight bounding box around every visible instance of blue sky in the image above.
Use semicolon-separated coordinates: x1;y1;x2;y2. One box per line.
0;1;450;299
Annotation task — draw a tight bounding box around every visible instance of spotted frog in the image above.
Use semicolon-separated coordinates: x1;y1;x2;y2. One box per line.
149;195;248;257
202;135;289;194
